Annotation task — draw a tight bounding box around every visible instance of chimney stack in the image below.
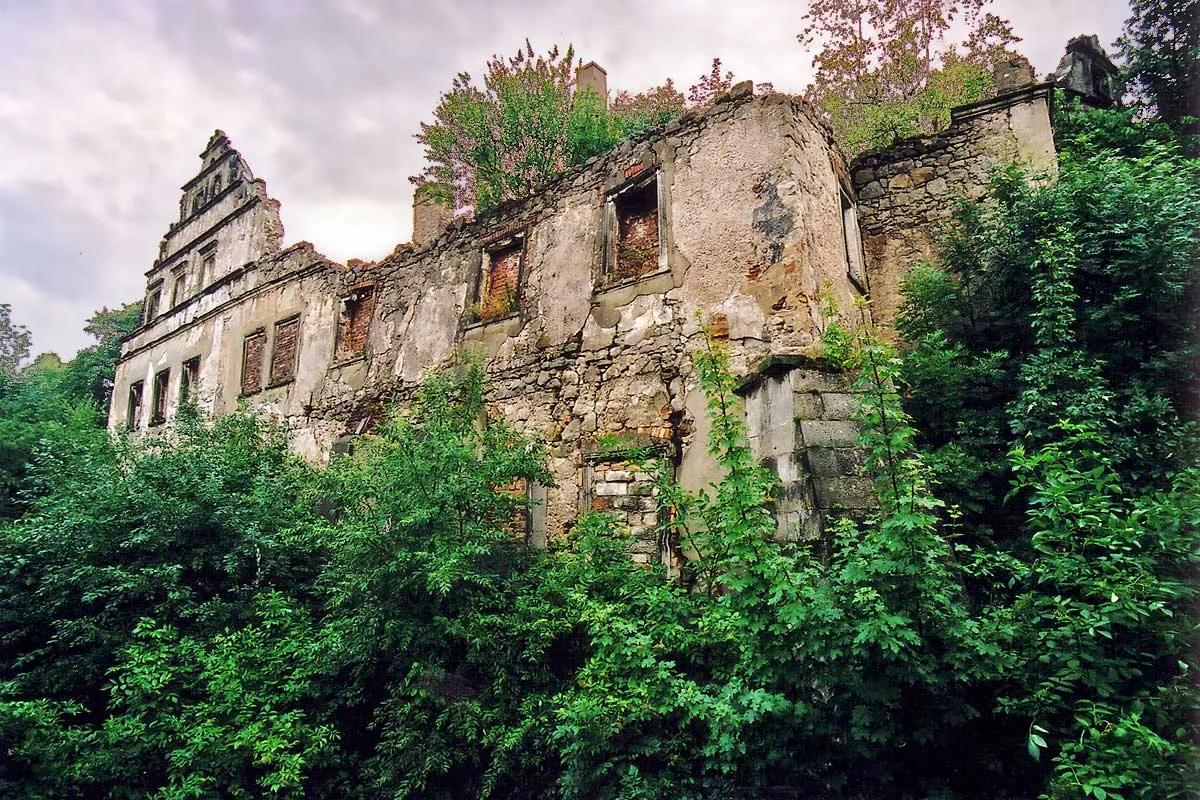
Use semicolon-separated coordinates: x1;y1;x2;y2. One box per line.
412;183;453;248
576;61;608;109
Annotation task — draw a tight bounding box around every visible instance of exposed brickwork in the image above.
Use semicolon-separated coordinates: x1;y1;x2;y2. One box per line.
241;331;265;395
478;242;521;322
586;458;662;562
337;287;374;361
270;317;300;385
613;182;659;281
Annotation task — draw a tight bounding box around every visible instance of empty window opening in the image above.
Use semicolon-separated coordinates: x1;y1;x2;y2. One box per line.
336;287;375;362
170;267;188;307
475;236;523;323
841;191;867;293
145;281;163;323
180;357;200;403
241;330;266;395
269;316;301;386
607;175;662;283
150;369;170;426
127;381;144;430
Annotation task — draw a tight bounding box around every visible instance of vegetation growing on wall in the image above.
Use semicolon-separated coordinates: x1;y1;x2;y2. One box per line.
798;0;1022;155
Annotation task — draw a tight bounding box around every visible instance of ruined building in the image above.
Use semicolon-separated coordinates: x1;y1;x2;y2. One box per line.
111;53;1076;562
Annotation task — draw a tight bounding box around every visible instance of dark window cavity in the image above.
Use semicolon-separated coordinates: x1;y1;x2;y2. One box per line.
150;369;170;425
336;287;375;362
127;381;144;430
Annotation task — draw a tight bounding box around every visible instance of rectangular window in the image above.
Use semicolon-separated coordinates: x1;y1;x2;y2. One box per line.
475;234;524;323
336;287;375;362
269;316;300;386
842;191;867;293
127;381;144;430
170;266;188;307
150;369;170;426
241;330;266;395
605;173;663;283
199;243;217;287
180;356;200;403
145;281;163;323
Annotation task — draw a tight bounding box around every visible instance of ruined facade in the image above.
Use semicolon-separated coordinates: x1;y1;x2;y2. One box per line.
111;65;1061;558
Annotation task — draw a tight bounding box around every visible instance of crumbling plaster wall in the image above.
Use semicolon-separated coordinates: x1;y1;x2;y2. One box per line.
295;91;865;545
113;90;867;551
111;243;342;436
851;83;1056;332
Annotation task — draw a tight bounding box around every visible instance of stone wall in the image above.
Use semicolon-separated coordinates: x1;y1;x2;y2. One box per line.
113;88;872;554
741;355;874;543
851;83;1056;332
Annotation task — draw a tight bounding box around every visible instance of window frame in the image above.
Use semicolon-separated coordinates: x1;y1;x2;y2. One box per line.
334;285;376;364
841;189;868;295
602;170;667;286
144;280;163;324
170;264;188;308
472;230;526;325
127;381;144;430
179;356;200;404
241;328;267;396
150;368;170;426
268;315;301;387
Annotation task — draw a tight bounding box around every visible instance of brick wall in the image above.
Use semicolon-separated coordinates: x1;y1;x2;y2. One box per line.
270;317;300;384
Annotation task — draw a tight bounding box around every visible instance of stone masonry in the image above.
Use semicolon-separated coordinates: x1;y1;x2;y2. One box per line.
112;56;1063;560
851;82;1056;332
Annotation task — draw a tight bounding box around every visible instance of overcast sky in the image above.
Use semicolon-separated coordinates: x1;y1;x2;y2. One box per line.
0;0;1131;359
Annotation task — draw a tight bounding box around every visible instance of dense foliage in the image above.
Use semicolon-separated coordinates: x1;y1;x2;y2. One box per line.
1115;0;1199;147
0;302;140;521
798;0;1021;155
413;44;767;213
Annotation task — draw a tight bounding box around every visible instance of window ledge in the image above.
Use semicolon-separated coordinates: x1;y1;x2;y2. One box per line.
330;354;367;369
266;378;295;390
465;311;520;331
239;388;263;398
594;267;671;296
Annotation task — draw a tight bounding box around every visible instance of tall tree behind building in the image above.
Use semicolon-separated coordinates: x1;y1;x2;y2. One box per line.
1116;0;1200;147
799;0;1020;155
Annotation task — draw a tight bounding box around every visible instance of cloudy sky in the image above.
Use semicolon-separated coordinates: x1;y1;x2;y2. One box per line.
0;0;1131;359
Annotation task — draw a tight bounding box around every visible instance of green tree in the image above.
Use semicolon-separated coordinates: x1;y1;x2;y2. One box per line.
0;304;31;379
1115;0;1200;146
413;41;620;212
799;0;1020;154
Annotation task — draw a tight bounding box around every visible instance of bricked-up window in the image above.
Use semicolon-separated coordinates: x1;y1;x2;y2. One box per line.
241;330;266;395
170;266;188;307
269;316;300;386
605;173;663;283
127;381;144;430
145;281;163;324
150;368;170;426
841;191;867;292
475;234;524;323
180;356;200;403
336;287;375;362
